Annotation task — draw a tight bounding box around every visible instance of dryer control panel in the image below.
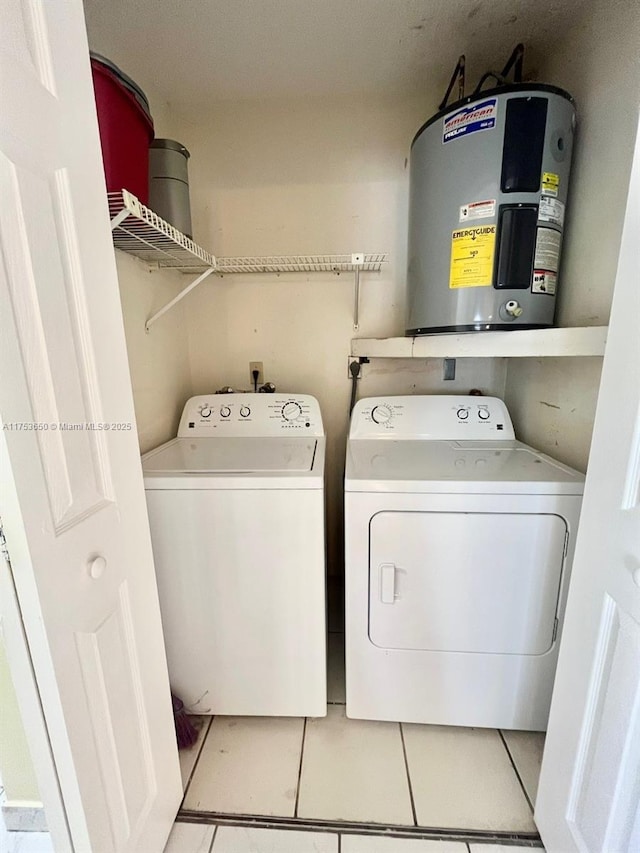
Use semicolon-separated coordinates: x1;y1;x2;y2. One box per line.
350;395;515;440
178;393;324;437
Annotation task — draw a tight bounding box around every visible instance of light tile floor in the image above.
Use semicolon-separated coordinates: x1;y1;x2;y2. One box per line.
180;716;213;791
500;731;545;806
184;717;304;815
402;725;535;832
298;706;413;824
180;631;545;840
165;822;543;853
0;831;54;853
0;777;52;853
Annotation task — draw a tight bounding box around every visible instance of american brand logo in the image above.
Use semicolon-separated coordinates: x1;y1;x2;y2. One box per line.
443;98;497;143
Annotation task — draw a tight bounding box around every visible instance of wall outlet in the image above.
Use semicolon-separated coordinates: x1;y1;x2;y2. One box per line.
249;361;264;388
347;356;368;378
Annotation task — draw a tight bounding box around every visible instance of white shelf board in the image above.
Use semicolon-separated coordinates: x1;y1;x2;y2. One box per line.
351;326;608;359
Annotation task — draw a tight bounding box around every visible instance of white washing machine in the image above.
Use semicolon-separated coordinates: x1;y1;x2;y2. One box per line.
345;395;584;731
142;393;326;717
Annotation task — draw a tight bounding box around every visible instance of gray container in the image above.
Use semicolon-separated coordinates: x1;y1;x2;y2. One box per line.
406;84;575;334
149;139;192;238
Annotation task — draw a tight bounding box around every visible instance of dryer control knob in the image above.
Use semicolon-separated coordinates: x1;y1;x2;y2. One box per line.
371;405;392;425
456;408;469;420
240;406;251;418
478;408;490;420
220;406;231;418
200;407;212;418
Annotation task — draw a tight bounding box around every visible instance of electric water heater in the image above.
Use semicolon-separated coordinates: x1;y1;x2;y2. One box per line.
406;47;575;335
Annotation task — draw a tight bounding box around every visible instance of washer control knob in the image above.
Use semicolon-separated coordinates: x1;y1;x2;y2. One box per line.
200;406;212;418
282;401;302;421
456;408;469;420
478;408;490;420
240;405;251;418
371;405;392;425
220;406;231;418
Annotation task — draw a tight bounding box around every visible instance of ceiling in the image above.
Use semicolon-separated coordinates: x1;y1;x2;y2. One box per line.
82;0;589;111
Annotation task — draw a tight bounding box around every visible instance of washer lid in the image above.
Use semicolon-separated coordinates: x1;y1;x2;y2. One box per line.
345;439;584;494
143;437;318;474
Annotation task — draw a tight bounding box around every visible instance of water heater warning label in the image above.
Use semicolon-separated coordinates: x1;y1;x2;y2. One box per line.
459;199;496;222
449;226;496;289
542;172;560;196
533;270;557;295
534;227;562;272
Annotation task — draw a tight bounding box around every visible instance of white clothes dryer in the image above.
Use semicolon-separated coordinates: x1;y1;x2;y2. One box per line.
142;393;326;717
345;395;584;731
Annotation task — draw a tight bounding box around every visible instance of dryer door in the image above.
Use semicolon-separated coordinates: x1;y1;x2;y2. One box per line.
369;511;567;655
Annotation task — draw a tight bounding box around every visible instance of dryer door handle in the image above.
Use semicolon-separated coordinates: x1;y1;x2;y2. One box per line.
379;563;397;604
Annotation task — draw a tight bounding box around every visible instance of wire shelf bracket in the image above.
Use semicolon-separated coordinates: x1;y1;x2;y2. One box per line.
144;267;217;332
108;190;217;332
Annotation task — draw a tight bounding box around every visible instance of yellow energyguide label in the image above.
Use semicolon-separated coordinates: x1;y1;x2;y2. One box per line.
449;225;496;289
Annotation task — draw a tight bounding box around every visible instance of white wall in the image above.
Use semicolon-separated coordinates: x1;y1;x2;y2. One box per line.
116;253;192;453
172;95;506;571
505;0;640;471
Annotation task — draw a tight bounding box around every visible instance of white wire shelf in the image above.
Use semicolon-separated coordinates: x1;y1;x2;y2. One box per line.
108;191;388;276
108;190;388;330
214;254;388;274
108;190;216;272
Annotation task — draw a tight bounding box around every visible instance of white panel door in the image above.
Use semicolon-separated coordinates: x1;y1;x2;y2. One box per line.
0;1;182;851
535;117;640;851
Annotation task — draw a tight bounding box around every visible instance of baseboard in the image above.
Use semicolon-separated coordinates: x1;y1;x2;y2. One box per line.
2;801;47;832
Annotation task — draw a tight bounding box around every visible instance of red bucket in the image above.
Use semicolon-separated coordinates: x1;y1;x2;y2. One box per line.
90;53;154;204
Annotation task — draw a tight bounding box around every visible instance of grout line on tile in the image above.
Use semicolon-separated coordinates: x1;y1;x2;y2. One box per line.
498;729;534;813
399;723;418;827
208;823;218;852
293;717;308;818
182;716;214;804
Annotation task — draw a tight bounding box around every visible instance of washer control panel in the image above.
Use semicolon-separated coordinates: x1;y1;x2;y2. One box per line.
350;395;515;439
178;393;324;436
